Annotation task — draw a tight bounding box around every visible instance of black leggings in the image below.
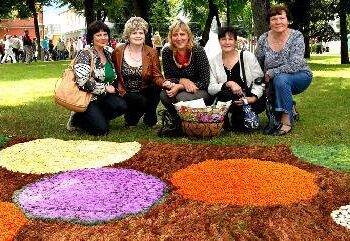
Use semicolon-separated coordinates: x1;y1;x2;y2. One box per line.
123;84;161;126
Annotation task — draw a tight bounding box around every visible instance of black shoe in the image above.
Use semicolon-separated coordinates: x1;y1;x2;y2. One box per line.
157;110;183;137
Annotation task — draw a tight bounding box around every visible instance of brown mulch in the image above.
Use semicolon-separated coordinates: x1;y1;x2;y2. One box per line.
1;140;349;240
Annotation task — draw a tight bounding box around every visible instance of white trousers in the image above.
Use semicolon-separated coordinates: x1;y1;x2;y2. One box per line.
1;49;16;63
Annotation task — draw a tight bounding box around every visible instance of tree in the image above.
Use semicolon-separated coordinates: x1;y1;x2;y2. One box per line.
149;0;171;37
250;0;269;38
339;0;349;64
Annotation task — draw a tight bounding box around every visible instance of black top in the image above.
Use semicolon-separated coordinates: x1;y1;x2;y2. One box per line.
223;62;245;89
23;34;32;46
162;45;210;90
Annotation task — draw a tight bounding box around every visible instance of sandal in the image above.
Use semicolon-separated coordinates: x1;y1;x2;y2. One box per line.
292;100;300;121
273;123;292;136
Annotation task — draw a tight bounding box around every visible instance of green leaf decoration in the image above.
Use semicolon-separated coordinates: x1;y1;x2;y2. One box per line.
291;144;350;172
0;135;10;148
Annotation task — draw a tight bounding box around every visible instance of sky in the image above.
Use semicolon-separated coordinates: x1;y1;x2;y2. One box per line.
43;3;68;25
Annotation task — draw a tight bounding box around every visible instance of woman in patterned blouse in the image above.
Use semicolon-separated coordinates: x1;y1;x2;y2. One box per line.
67;21;127;135
159;20;211;136
255;5;312;135
112;17;165;128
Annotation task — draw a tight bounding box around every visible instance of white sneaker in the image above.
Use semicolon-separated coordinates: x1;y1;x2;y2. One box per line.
66;112;77;131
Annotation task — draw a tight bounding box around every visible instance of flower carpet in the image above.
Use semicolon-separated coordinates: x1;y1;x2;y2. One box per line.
0;138;350;240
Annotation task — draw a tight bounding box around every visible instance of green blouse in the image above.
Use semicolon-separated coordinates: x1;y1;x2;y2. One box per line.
104;61;115;84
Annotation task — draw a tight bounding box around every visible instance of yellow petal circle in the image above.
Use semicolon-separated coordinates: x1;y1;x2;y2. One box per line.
0;139;141;174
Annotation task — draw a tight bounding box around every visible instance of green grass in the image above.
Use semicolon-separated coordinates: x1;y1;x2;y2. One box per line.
0;55;349;146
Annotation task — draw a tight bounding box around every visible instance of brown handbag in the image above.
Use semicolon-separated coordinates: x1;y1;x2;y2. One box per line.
54;50;94;112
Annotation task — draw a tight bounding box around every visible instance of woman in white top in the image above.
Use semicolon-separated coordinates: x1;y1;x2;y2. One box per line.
208;26;265;131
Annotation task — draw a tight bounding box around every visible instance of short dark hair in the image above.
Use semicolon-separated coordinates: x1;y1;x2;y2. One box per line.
218;26;237;41
86;20;111;44
267;5;292;23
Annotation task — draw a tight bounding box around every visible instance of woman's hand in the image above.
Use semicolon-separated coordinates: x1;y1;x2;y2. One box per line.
226;81;243;95
264;73;271;83
166;84;183;97
179;78;198;93
105;85;116;94
162;80;175;90
234;96;257;106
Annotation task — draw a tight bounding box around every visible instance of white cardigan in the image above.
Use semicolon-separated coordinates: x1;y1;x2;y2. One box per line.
208;50;265;98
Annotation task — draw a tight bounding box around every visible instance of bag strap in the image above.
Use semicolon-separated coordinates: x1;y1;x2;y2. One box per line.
69;49;95;78
239;50;249;95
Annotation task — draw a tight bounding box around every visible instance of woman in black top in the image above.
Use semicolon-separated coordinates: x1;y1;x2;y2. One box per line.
159;20;211;136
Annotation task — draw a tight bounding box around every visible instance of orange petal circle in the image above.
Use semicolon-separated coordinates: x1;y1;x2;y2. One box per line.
170;159;319;206
0;202;28;241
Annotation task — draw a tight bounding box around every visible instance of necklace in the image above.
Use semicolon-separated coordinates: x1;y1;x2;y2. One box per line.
128;46;142;63
271;30;288;46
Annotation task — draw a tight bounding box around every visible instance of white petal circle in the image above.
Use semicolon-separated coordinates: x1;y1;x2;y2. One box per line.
331;205;350;229
0;139;141;174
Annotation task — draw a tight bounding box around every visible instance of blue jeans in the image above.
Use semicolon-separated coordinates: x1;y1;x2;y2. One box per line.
272;71;312;124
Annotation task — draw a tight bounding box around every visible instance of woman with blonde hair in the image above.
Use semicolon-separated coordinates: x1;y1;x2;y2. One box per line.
112;17;165;128
158;20;211;137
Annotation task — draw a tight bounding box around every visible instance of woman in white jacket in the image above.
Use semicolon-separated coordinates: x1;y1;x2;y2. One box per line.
208;26;265;131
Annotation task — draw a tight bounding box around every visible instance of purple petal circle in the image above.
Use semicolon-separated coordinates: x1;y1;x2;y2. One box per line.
13;168;167;224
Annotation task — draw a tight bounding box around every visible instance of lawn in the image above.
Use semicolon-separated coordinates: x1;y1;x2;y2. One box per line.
0;54;349;146
0;55;350;240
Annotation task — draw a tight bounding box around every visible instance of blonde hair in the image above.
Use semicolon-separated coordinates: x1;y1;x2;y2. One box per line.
168;20;195;51
123;17;149;40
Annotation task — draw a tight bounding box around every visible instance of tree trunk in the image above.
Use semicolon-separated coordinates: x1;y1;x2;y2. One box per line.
84;0;95;28
294;0;311;58
201;0;219;46
226;0;231;26
132;0;152;47
27;0;42;60
339;0;349;64
251;0;270;38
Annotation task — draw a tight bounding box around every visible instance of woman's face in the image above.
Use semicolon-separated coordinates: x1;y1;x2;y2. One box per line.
171;28;189;51
129;29;145;46
269;10;289;33
219;32;236;53
93;30;109;49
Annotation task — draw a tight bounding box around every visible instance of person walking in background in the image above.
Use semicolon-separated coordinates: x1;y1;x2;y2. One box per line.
1;35;16;64
67;20;127;135
76;36;84;53
159;20;211;137
255;4;312;135
152;31;163;56
208;26;265;131
11;35;21;62
42;36;49;61
112;17;164;128
23;30;33;64
32;37;38;62
0;37;4;62
55;38;66;60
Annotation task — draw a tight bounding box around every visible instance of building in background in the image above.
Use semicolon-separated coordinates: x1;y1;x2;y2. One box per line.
0;12;44;38
59;9;86;40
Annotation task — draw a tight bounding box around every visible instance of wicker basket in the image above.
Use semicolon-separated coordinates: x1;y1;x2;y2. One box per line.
181;121;224;139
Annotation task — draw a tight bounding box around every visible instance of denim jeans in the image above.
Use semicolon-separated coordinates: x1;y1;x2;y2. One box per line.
272;71;312;124
73;93;127;135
